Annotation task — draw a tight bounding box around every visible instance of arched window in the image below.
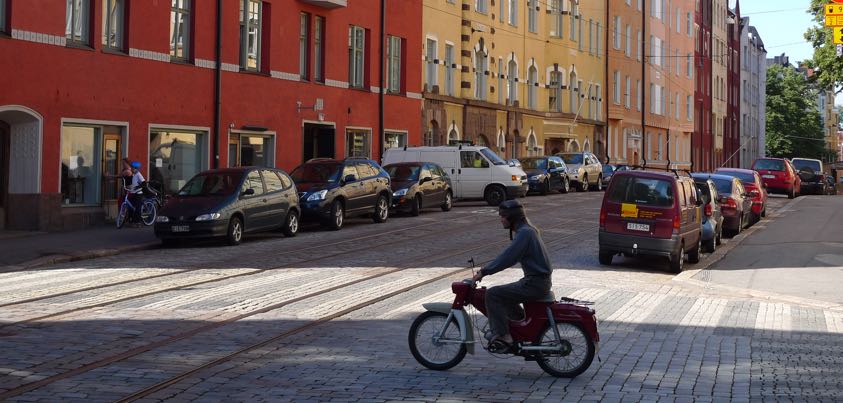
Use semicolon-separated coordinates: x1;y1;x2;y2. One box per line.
476;134;489;147
475;50;488;100
497;130;506;155
507;60;518;105
569;70;577;113
448;128;459;144
527;65;538;109
583;139;591;152
527;131;538;156
426;120;439;146
568;140;580;152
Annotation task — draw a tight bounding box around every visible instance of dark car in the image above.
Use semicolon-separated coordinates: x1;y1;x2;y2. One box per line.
715;168;767;224
752;157;800;199
791;158;825;195
291;157;392;230
520;156;571;195
601;164;630;188
700;174;752;237
384;162;453;215
826;175;837;195
598;170;702;273
691;175;724;252
154;167;300;246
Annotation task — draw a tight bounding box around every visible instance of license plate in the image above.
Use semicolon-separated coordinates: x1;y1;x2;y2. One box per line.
626;223;650;232
762;174;775;179
171;225;190;233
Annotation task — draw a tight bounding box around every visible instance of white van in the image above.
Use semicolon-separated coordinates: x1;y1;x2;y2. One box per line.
382;146;528;206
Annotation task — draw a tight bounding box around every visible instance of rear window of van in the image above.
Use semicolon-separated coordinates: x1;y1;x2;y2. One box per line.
607;176;674;207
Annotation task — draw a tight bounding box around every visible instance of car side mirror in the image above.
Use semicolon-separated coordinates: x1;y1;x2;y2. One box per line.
420;176;432;184
241;188;255;197
343;174;357;184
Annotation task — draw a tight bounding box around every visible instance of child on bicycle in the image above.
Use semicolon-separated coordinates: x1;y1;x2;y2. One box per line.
128;161;145;226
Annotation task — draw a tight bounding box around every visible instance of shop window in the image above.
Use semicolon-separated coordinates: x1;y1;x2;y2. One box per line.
385;132;407;149
346;129;371;158
170;0;191;60
66;0;91;45
238;135;274;167
149;130;207;195
61;125;102;205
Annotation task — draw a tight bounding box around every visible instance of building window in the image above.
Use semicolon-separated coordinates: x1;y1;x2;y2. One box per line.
497;59;503;104
675;93;680;119
385;131;407;149
676;8;681;33
299;13;310;79
66;0;91;45
649;83;655;113
675;49;680;76
508;0;517;25
625;76;631;108
577;79;583;112
102;0;125;51
596;23;601;57
569;71;577;113
346;129;371;158
507;60;517;105
425;38;437;91
500;0;505;21
231;134;275;168
527;66;537;109
588;19;593;54
613;70;620;104
687;95;692;121
350;26;366;88
570;3;577;40
625;25;631;56
476;0;488;13
596;84;602;120
550;0;563;37
170;0;190;60
387;35;402;94
528;0;537;33
239;0;262;71
612;16;620;49
636;79;642;111
549;71;562;111
475;52;487;100
314;16;325;82
444;44;454;96
687;12;692;36
637;30;642;61
657;133;663;160
61;125;102;205
0;0;6;33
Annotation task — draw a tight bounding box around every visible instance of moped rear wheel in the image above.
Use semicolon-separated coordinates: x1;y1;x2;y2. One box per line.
408;311;466;371
534;322;595;378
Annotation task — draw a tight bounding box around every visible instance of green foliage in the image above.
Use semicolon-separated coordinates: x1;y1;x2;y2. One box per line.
805;0;843;93
765;65;825;159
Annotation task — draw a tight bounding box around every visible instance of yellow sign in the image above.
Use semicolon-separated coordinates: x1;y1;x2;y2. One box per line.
826;15;843;26
835;27;843;44
621;203;638;219
827;4;843;16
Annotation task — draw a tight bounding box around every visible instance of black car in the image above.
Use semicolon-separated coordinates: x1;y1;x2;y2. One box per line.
384;162;453;216
291;157;392;230
520;156;570;195
601;164;630;188
154;167;300;246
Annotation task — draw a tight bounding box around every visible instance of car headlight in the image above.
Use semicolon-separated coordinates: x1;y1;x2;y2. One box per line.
392;188;408;197
195;213;221;221
306;189;328;201
530;175;542;181
156;216;170;223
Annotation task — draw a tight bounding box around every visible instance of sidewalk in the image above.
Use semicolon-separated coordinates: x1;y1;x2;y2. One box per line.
0;225;159;270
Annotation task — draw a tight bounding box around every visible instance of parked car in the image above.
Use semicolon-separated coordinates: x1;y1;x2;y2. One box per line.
383;162;453;215
291;157;392;230
715;167;767;223
751;157;800;199
154;167;300;246
520;156;571;195
826;175;837;195
697;174;752;237
791;158;826;195
691;175;724;252
598;170;702;273
601;164;630;188
557;152;603;191
382;146;528;206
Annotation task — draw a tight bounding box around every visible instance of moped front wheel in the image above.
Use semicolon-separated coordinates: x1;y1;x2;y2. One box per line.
408;311;466;371
534;322;595;378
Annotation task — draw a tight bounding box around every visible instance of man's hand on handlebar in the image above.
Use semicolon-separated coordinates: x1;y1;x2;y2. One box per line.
472;272;484;282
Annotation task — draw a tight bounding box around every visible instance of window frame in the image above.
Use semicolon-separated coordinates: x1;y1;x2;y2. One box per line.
102;0;125;51
345;128;372;158
528;0;537;33
299;12;310;80
66;0;92;45
0;0;7;34
239;0;263;71
313;16;325;82
170;0;191;61
386;35;403;94
349;25;367;89
425;38;437;91
444;43;454;96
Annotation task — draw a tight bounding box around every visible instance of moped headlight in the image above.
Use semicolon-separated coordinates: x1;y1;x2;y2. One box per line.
195;213;221;221
307;189;328;201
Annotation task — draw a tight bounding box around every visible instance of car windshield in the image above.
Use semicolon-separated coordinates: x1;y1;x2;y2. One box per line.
792;159;821;172
711;178;733;196
753;159;784;171
520;159;547;170
559;153;583;164
385;165;420;181
178;172;242;196
290;163;342;184
479;148;507;165
607;176;674;207
718;170;755;184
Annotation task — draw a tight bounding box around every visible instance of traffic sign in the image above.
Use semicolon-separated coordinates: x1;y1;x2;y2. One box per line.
827;15;843;26
835;27;843;44
826;4;843;15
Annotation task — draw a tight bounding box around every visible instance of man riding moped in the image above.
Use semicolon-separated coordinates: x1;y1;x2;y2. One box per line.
472;199;553;353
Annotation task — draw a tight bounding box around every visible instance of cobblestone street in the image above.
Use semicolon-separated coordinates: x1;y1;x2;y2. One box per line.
1;192;842;402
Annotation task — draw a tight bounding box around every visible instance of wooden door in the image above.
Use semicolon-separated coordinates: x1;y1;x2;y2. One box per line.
102;133;122;201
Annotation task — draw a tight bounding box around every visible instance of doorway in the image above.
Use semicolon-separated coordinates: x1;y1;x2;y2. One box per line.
101;130;122;202
0;122;8;229
303;123;335;162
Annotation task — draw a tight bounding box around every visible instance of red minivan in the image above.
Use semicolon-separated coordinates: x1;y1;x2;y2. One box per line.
599;170;702;273
751;157;800;199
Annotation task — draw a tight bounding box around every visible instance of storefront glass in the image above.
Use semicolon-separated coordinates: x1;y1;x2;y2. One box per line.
61;125;102;205
149;130;206;194
241;135;273;167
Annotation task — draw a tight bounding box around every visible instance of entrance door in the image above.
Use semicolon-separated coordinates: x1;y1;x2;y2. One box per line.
229;137;240;167
303;123;335;162
102;133;122;201
0;123;8;229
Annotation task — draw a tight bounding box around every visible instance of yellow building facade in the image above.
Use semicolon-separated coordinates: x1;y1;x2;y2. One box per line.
421;0;606;159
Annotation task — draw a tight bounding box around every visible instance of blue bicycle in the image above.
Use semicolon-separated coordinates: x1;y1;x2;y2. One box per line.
116;184;160;229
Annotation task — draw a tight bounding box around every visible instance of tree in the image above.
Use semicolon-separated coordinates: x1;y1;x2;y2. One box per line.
765;65;825;159
805;0;843;94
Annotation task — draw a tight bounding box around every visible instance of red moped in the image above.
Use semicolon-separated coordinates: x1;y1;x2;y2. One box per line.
408;268;599;377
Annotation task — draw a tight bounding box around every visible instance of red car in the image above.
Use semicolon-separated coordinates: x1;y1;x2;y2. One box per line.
715;168;767;223
751;157;801;199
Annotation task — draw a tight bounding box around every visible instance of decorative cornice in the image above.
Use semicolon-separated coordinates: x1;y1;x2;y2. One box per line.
326;79;349;89
129;48;171;63
406;92;423;100
271;71;301;82
11;29;66;47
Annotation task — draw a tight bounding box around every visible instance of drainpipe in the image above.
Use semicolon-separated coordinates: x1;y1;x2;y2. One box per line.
604;0;610;164
378;0;386;161
641;0;647;168
212;0;222;169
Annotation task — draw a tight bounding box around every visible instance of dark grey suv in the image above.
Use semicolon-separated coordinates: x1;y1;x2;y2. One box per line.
291;158;392;230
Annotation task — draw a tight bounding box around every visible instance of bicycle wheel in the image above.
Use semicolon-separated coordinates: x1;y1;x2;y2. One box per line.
116;203;129;229
140;200;157;226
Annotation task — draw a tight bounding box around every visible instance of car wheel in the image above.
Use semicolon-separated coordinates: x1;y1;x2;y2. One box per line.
541;179;550;195
688;239;701;264
669;242;684;273
226;217;243;246
788;188;794;199
373;194;389;223
323;200;344;231
560;177;570;194
441;191;453;212
761;208;766;218
484;185;506;206
715;224;723;246
410;195;422;217
281;210;299;237
598;250;613;265
579;175;589;192
593;175;603;191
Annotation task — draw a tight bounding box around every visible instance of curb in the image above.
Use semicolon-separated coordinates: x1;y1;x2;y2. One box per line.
0;241;160;272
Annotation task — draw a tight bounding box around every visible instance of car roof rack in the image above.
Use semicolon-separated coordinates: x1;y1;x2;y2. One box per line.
624;165;692;178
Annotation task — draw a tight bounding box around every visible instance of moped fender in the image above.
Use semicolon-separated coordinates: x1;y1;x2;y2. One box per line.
422;303;475;355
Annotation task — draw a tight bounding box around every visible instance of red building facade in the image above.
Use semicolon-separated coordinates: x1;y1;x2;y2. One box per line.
0;0;422;231
724;4;741;168
693;0;713;172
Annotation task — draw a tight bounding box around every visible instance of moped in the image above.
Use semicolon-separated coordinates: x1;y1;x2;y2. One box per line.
408;262;599;377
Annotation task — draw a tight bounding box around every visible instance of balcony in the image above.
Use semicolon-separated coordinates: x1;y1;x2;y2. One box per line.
299;0;347;8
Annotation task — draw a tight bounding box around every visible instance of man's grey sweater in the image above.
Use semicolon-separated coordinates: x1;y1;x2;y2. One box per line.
480;224;552;277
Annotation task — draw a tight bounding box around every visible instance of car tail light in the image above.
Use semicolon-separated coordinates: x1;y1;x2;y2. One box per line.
704;203;712;217
673;215;681;230
599;208;607;229
723;197;737;209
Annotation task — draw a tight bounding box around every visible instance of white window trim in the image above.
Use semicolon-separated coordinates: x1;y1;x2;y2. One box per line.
59;117;129;196
345;126;374;158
